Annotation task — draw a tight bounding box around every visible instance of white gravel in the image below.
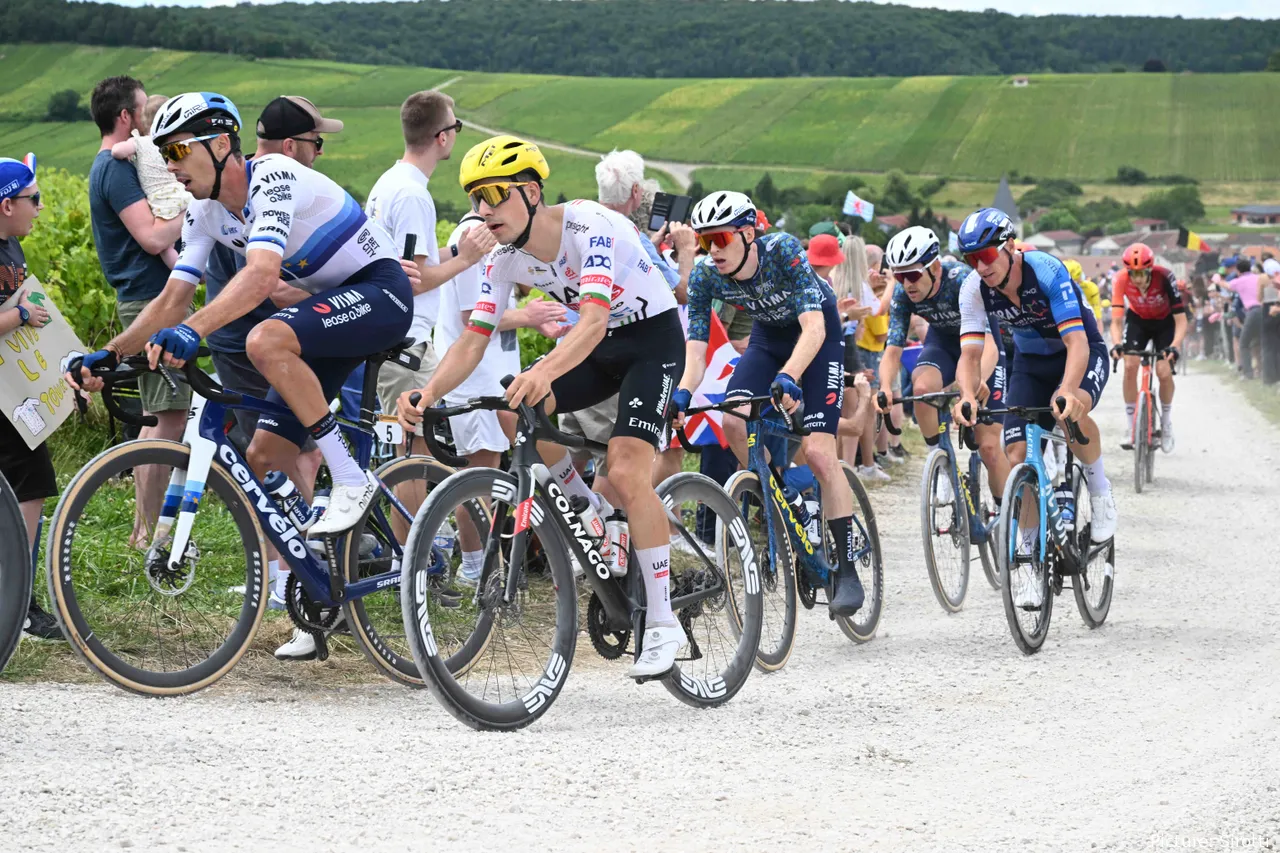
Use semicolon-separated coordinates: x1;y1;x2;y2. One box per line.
3;368;1279;852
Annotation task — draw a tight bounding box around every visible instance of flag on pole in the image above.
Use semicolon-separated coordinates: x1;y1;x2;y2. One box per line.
1177;227;1213;252
843;190;875;223
683;312;740;448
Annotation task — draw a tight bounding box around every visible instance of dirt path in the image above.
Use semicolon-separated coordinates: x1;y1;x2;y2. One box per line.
2;369;1279;852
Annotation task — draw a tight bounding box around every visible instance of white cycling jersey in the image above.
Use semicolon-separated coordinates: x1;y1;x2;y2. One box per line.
465;199;676;337
170;153;396;293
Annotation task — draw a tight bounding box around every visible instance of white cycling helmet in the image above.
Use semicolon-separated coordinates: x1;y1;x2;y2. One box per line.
885;226;941;269
690;190;757;231
150;92;242;143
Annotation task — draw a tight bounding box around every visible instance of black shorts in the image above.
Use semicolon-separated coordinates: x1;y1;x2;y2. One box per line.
210;349;317;454
1002;342;1110;446
1123;312;1176;352
0;417;56;503
550;309;684;448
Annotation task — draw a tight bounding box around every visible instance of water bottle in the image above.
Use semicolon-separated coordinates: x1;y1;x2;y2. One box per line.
783;485;812;528
1055;482;1075;527
605;510;629;577
803;498;822;544
569;496;612;566
433;519;458;554
264;471;311;530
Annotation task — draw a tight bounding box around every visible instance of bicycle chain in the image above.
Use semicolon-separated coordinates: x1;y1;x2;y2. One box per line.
285;571;340;633
586;592;630;660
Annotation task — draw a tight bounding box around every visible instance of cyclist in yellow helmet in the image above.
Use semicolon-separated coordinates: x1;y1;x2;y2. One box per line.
1065;258;1102;321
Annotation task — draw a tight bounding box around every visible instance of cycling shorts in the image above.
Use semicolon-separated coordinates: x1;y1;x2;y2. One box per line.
727;297;845;434
255;258;413;447
1123;312;1176;353
914;333;1007;406
550;308;684;448
1002;342;1109;446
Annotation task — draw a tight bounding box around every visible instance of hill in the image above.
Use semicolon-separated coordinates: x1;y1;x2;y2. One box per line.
5;0;1280;78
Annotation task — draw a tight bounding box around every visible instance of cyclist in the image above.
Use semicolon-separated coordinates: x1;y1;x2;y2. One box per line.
670;191;865;618
1065;259;1103;321
68;92;419;536
1108;242;1186;452
396;135;687;680
875;226;1010;505
953;208;1117;606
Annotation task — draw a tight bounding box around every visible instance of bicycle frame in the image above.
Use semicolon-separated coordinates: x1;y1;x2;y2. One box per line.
1129;350;1158;450
1009;421;1075;565
932;410;998;546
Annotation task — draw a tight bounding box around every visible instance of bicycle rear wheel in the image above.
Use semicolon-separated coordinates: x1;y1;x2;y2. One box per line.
401;468;577;731
722;470;796;672
970;456;1001;591
1070;463;1115;627
1133;396;1148;494
921;449;968;613
0;472;32;674
999;463;1053;655
834;463;883;644
47;440;267;695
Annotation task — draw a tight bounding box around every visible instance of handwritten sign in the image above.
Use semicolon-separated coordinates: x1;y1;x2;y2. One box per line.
0;275;86;450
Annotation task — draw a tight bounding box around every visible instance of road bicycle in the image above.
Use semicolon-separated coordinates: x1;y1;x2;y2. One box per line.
399;384;763;731
1115;344;1175;493
47;343;454;695
879;390;1000;613
673;392;882;672
976;399;1115;654
0;472;31;674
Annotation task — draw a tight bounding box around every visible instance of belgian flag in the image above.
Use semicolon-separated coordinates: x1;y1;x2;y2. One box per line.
1177;227;1212;252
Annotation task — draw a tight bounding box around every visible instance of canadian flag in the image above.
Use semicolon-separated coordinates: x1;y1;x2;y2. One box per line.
683;312;740;448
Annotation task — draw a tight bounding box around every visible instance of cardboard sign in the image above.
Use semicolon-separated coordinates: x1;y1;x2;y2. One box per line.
0;275;87;449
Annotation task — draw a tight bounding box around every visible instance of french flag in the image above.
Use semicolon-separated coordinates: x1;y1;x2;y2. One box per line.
684;312;740;448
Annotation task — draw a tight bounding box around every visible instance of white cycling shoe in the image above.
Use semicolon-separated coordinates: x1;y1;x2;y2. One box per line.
1012;565;1045;610
1160;421;1175;453
1089;488;1119;542
857;464;891;483
628;623;686;680
309;472;378;537
933;474;954;505
275;611;347;661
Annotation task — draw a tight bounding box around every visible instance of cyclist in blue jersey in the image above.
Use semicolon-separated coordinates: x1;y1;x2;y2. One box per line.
671;191;864;616
875;226;1010;503
953;208;1118;562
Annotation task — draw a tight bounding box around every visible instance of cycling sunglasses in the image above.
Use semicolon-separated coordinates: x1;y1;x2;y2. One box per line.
963;246;1003;267
696;229;745;252
158;133;224;163
467;181;530;211
1129;268;1152;281
892;267;931;284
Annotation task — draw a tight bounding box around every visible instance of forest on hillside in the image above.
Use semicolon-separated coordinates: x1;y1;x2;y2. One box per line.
4;0;1279;78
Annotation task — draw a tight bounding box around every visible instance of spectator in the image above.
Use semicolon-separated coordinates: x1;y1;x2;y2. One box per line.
852;244;893;482
88;75;188;548
0;154;61;640
108;93;191;265
1261;258;1280;384
1227;258;1260;377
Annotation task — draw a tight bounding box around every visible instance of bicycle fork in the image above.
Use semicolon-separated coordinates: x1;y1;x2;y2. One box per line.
151;395;210;572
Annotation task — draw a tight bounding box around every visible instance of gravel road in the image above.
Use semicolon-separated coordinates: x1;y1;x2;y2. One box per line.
3;368;1279;852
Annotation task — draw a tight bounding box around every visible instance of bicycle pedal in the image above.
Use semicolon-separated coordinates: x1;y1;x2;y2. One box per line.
314;632;330;662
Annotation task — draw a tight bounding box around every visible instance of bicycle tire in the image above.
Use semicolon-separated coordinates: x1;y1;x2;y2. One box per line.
342;455;458;688
971;458;1001;591
1145;399;1157;484
1133;396;1147;495
920;449;968;613
998;463;1053;655
401;467;577;731
0;472;32;675
657;472;762;708
1070;463;1115;627
834;463;884;644
46;440;268;695
722;470;796;673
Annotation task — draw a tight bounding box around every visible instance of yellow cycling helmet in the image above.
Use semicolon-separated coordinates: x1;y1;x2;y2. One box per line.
1064;258;1084;282
459;135;550;191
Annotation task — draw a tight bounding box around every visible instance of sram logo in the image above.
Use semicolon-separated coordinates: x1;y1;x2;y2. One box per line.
544;480;609;579
217;444;307;559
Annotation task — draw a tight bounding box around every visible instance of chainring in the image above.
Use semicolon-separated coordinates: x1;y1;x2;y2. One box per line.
586;592;630;660
285;572;340;632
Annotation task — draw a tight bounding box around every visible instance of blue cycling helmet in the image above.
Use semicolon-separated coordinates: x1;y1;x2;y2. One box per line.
957;207;1017;254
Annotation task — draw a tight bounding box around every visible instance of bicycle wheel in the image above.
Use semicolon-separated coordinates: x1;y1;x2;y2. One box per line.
920;449;968;613
658;472;761;708
0;472;32;674
1070;463;1115;627
1133;396;1147;494
341;455;457;687
833;463;883;644
1144;400;1157;484
401;467;577;731
47;440;268;695
970;456;1001;591
722;470;796;672
998;463;1053;655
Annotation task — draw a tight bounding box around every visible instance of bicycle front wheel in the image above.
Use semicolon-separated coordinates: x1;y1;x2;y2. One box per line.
970;456;1001;591
834;463;883;644
921;449;969;613
1133;396;1148;494
1145;399;1157;484
47;440;268;695
999;463;1053;655
0;472;32;674
722;470;796;672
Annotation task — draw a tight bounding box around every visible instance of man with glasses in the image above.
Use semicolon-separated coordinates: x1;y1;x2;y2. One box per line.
670;190;866;619
874;226;1010;504
254;96;339;170
1108;242;1186;452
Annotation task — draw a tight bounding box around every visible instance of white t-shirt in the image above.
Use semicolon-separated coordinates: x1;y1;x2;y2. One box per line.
365;161;439;345
435;218;522;403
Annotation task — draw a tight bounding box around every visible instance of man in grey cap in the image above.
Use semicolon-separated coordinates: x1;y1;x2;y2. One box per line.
254;95;343;169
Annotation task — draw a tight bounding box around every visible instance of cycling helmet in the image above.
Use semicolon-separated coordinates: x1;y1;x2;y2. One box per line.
957;207;1017;253
458;135;550;191
885;226;941;269
1064;258;1084;282
690;191;757;231
150;92;242;202
1122;242;1155;271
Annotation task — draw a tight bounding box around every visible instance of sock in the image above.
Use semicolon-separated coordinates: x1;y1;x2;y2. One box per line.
1019;527;1037;550
1083;456;1110;497
308;413;365;488
267;559;280;590
1161;402;1173;425
924;433;941;447
1125;403;1135;419
461;549;483;579
273;566;290;601
548;453;599;511
636;545;674;625
826;515;857;574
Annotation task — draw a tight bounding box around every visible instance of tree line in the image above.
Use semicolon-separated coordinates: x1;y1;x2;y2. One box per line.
6;0;1280;77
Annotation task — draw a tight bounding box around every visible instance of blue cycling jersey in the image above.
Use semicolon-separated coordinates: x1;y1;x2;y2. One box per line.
686;232;832;343
959;251;1102;357
886;258;975;348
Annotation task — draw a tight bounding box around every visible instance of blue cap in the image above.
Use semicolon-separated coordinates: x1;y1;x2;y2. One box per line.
0;153;35;201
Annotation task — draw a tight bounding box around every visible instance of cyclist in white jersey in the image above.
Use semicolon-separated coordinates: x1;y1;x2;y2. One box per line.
398;135;688;679
68;92;419;536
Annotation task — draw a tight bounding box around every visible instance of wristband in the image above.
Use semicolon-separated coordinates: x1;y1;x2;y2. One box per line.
451;244;459;258
16;304;29;325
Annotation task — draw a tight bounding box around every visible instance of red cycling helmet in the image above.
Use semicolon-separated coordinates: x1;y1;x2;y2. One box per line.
1122;242;1155;271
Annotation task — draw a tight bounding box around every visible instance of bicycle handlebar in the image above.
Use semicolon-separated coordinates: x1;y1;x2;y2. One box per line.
1112;346;1178;376
668;392;809;455
975;397;1089;446
80;350;224;429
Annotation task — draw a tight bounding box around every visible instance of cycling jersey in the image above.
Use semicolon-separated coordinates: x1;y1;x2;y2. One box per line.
465;200;677;335
1111;266;1184;321
958;251;1103;357
686;232;831;343
171;153;397;293
1080;278;1102;320
886;258;975;348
